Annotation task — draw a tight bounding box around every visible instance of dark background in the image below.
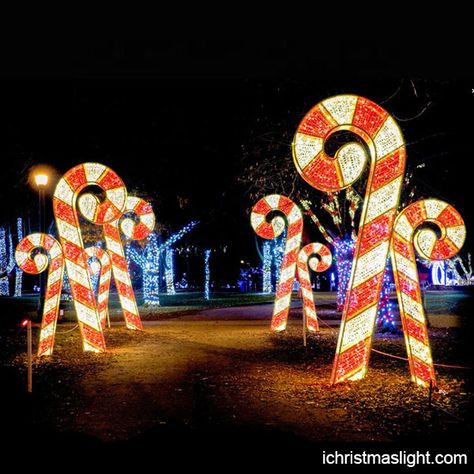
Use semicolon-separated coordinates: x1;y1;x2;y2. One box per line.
1;41;473;286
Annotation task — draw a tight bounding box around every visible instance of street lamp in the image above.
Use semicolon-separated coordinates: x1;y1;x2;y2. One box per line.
34;173;49;187
34;172;49;316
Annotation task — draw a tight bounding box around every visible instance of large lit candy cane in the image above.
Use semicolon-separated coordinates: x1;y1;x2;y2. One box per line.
292;95;406;383
390;199;466;387
297;243;332;332
251;195;303;331
15;233;64;356
103;196;155;330
53;163;127;352
85;246;112;329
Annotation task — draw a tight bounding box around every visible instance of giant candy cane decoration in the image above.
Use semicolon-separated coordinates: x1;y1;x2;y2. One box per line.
86;246;112;329
103;196;155;329
297;243;332;333
251;195;303;331
390;199;466;386
15;233;64;356
53;163;127;352
293;95;407;383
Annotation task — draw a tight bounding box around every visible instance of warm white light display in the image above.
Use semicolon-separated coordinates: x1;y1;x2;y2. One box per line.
390;199;465;387
16;233;65;356
251;194;303;331
289;94;466;386
292;95;406;384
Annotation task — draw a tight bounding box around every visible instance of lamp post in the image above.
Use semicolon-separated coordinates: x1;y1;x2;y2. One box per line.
34;173;48;316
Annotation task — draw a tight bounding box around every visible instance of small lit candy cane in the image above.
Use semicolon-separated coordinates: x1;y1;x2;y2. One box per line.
390;199;466;387
85;246;112;329
15;233;64;356
297;243;332;332
251;194;303;331
103;196;155;329
53;163;127;352
293;95;406;383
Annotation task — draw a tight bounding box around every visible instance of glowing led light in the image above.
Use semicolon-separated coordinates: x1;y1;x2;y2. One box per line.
52;163;129;352
262;241;272;293
165;248;176;295
15;233;64;356
126;221;198;305
204;249;211;300
14;218;23;297
297;242;332;332
86;245;112;329
34;173;49;187
390;199;466;387
104;195;155;327
251;194;303;331
292;95;407;384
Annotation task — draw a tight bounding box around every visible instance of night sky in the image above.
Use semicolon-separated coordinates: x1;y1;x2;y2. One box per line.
1;42;473;282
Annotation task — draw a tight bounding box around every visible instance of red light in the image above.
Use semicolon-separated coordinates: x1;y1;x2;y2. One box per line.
21;319;29;327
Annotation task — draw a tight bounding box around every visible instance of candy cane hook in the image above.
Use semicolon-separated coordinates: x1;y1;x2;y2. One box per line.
390;199;466;387
15;233;64;356
293;95;406;383
251;195;303;331
53;163;127;352
103;196;155;329
297;243;332;332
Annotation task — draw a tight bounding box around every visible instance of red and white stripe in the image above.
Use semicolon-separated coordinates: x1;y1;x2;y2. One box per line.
390;199;466;387
251;194;303;331
85;246;112;329
15;233;64;356
53;163;127;353
292;95;407;383
103;196;155;330
297;243;332;332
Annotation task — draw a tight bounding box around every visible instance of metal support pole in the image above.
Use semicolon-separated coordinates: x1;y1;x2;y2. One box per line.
27;320;32;393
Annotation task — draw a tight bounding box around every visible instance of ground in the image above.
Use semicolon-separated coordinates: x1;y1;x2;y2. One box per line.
0;291;473;466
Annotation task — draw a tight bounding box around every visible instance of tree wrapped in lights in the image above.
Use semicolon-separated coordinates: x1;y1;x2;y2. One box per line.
126;221;198;305
204;249;211;300
259;232;286;293
0;227;15;296
262;241;272;293
165;248;176;295
14;218;23;297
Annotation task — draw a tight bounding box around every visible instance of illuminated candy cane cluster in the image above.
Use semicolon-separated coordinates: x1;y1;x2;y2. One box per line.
15;162;155;355
53;163;128;352
251;195;303;331
86;246;112;329
103;196;155;330
297;243;332;332
15;233;64;356
291;94;466;386
390;200;466;386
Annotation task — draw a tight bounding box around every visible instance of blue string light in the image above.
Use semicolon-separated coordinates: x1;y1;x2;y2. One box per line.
126;221;198;305
204;249;211;300
262;241;272;293
14;217;23;297
165;248;176;295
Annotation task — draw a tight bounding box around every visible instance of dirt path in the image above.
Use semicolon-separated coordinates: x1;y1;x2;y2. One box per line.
67;321;372;442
